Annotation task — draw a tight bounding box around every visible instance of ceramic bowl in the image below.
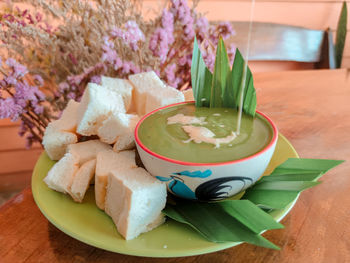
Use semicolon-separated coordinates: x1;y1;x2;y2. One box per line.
134;102;278;201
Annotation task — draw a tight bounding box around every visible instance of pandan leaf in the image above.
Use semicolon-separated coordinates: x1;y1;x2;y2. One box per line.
270;158;344;175
251;181;321;191
165;155;344;249
190;37;256;116
242;189;300;210
210;37;230;108
229;49;256;116
163;201;280;249
191;37;212;107
335;2;348;68
258;173;323;183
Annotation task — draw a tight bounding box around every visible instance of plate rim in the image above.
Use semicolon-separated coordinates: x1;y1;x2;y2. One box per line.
31;133;299;258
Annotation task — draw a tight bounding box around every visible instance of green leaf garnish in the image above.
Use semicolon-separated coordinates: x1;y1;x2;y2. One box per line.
163;200;280;249
335;1;347;68
211;37;230;108
270;158;344;175
191;37;212;107
165;158;344;248
190;37;257;116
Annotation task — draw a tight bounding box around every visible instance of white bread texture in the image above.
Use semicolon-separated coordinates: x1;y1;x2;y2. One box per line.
68;158;96;203
43;152;80;193
58;99;80;132
104;167;167;240
145;84;184;114
95;150;137;210
128;71;184;116
113;133;135;152
97;113;139;146
76;83;126;136
67;140;111;165
183;88;194;102
42;122;78;161
101;76;133;112
42;99;80;160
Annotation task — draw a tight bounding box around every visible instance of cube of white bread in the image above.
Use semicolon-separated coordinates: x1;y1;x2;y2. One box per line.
128;71;184;115
68;159;96;203
97;113;139;145
113;133;135;152
95;150;137;210
42;99;80;161
183;88;194;102
67;140;111;165
145;84;184;114
42;123;78;160
101;76;133;112
43;152;79;193
76;83;126;136
58;99;80;132
105;167;167;240
129;71;163;115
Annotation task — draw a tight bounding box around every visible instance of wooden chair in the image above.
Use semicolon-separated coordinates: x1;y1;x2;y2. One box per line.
225;21;336;69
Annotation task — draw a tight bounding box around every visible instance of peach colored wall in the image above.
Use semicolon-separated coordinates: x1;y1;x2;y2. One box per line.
0;0;349;186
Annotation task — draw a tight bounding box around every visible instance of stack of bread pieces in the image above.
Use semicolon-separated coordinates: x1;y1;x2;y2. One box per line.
43;71;190;240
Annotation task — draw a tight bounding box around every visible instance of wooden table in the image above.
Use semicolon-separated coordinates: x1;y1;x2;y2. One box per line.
1;69;349;263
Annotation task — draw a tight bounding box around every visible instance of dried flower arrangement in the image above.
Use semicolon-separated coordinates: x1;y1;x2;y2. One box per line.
0;0;236;148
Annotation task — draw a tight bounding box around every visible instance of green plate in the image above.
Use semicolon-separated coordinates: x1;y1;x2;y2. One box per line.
32;134;299;257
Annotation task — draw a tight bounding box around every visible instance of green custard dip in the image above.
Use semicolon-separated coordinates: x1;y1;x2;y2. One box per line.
138;103;273;163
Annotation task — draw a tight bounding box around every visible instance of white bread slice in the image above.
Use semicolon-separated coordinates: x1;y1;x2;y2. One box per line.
129;71;162;115
42;123;78;160
95;150;137;210
42;99;80;160
145;84;184;114
68;159;96;202
183;88;194;101
113;133;135;152
104;167;167;240
67;140;111;165
43;152;79;193
128;71;184;115
76;83;126;136
58;99;80;132
101;76;133;112
97;113;139;145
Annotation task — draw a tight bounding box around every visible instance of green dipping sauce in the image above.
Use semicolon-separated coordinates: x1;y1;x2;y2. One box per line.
138;103;273;163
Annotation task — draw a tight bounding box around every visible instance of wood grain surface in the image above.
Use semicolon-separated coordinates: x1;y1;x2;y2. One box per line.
0;69;349;263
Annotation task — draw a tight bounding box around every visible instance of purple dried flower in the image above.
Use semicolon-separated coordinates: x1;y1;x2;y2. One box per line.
6;58;28;78
217;22;235;39
114;58;123;71
0;98;23;121
18;122;27;137
5;75;18;85
196;17;209;40
149;28;171;63
25;134;33;149
170;0;194;41
35;12;43;22
161;10;175;45
67;92;76;100
227;43;236;65
58;82;69;93
34;105;44;114
178;56;187;66
26;13;34;24
110;21;145;51
34;74;44;87
101;37;118;64
90;75;101;84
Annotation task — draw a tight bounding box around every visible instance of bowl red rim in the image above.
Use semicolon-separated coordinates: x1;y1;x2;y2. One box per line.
134;101;278;166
